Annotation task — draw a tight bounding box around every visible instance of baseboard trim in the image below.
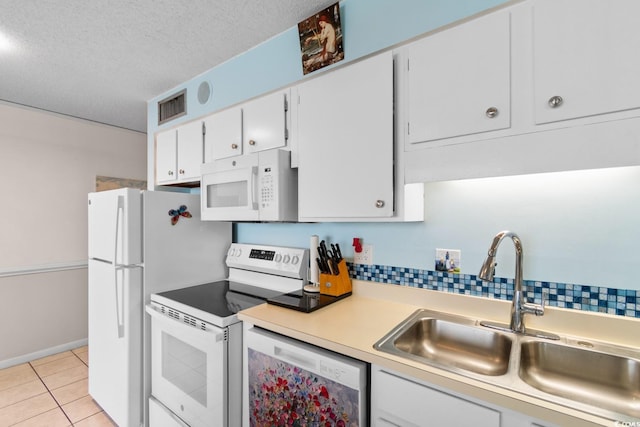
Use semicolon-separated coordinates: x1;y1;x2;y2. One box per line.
0;338;88;369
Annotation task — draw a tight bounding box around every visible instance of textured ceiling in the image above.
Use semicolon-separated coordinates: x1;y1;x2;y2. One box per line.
0;0;335;133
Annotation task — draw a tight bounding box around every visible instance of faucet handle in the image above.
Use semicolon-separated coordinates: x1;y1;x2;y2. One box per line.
533;289;548;316
540;289;549;313
521;288;546;317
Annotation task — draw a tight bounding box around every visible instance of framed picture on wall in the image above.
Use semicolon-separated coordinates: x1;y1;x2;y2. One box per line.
298;2;344;75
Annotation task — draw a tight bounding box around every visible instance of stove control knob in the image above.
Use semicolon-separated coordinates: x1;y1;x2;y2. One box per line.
235;248;242;257
283;254;291;264
275;254;282;262
291;255;300;265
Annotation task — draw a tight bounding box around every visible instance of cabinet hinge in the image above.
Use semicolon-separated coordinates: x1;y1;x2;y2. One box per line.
407;58;410;72
202;121;206;135
285;128;289;141
407;122;410;135
284;96;288;112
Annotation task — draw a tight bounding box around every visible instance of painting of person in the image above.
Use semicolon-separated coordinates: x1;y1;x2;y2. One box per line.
298;2;344;75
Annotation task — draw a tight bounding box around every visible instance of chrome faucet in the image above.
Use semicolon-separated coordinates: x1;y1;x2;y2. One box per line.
478;231;557;339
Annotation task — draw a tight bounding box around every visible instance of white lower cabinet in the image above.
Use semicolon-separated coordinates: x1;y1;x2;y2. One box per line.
371;365;555;427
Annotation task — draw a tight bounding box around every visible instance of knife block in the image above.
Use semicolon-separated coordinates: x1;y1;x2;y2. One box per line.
319;259;352;296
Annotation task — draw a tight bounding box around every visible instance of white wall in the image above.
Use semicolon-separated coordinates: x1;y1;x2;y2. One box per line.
0;102;146;367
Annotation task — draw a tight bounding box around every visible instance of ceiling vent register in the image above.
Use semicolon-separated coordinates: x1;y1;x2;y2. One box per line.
158;89;186;125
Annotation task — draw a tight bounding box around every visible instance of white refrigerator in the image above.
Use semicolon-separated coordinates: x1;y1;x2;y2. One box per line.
87;188;231;427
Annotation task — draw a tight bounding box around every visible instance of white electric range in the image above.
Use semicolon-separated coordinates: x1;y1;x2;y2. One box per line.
145;243;308;427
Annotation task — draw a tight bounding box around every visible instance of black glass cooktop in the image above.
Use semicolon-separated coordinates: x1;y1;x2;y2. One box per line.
267;289;352;313
156;280;285;318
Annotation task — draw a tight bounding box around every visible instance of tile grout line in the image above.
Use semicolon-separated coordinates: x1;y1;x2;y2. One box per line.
0;364;50;425
0;348;93;427
28;357;75;427
67;349;108;427
61;350;95;426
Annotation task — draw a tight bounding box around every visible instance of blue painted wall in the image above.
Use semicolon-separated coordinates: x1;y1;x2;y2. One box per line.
147;0;511;135
236;166;640;291
147;0;640;295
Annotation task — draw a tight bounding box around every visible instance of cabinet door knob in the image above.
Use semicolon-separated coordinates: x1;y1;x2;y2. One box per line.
485;107;499;118
376;200;385;208
248;139;256;146
168;170;174;176
231;143;238;149
179;169;185;175
548;95;563;108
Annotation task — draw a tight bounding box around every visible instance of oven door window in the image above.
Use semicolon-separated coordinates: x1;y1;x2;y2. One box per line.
161;333;208;406
150;311;227;427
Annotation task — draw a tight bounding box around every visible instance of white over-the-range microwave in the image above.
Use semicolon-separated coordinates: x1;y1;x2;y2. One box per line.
201;148;298;222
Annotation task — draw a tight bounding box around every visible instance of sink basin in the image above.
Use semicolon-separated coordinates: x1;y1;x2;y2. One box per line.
375;309;640;420
375;311;512;376
519;341;640;418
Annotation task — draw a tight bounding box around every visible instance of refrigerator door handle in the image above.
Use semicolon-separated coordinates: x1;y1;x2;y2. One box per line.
115;267;125;338
113;195;124;267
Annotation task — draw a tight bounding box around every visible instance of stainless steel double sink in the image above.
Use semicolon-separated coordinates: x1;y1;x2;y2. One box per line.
374;309;640;421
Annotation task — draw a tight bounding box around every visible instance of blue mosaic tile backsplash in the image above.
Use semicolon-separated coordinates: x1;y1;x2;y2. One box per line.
348;263;639;318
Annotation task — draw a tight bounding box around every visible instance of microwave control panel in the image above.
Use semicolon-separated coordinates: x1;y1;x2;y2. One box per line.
260;167;275;208
255;149;298;221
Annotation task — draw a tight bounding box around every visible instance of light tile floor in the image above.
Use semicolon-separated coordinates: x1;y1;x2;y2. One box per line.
0;347;117;426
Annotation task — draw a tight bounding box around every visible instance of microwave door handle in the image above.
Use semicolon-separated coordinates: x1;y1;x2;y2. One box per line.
250;166;259;210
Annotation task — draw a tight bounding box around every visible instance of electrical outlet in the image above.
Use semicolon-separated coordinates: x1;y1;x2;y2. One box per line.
354;244;373;265
435;248;461;272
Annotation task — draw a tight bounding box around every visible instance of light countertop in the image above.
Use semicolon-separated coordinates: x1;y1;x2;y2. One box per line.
239;280;640;426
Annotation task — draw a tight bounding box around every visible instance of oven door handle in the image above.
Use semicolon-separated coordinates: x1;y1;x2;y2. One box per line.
145;304;226;342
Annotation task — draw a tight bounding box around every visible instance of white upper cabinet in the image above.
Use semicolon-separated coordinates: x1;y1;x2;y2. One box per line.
203;106;243;161
176;120;204;181
297;51;394;220
203;89;289;162
155;129;177;185
403;1;640;184
243;90;288;155
406;9;511;147
155;120;203;186
532;0;640;124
